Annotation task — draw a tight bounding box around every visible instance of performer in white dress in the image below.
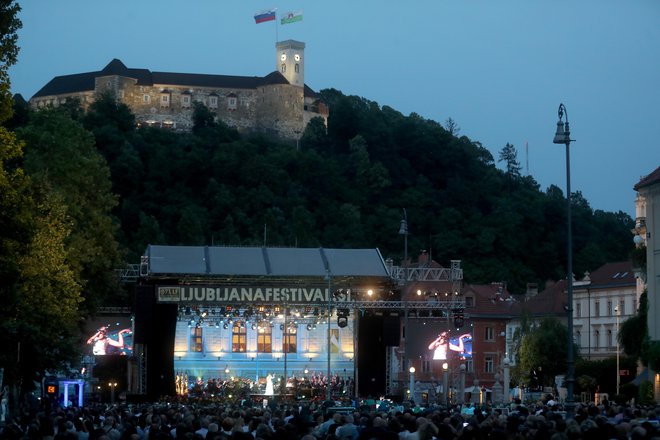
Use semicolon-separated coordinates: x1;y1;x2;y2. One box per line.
265;373;274;395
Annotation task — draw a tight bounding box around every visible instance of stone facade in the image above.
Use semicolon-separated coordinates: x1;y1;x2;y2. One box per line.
29;40;328;140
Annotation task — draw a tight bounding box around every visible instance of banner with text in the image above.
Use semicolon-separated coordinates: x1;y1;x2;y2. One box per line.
156;285;352;304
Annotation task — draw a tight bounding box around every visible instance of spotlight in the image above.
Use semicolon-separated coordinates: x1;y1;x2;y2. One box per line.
251;323;257;330
337;317;348;328
223;323;228;330
306;324;313;331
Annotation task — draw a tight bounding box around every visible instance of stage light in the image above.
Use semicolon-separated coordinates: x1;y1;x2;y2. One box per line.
223;323;228;329
417;289;422;296
307;324;313;331
251;323;257;330
337;317;348;328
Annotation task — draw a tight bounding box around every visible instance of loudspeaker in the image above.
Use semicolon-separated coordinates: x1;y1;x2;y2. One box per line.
133;285;154;344
382;315;400;346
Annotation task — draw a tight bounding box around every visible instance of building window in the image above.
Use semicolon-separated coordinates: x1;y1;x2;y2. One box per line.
619;300;625;316
607;300;613;317
576;330;581;346
421;358;431;373
466;359;473;373
576;302;582;318
232;322;246;352
191;326;203;352
594;330;600;350
118;90;125;99
485;327;494;341
182;94;191;108
143;94;150;103
160;94;170;108
465;297;474;307
228;97;237;110
295;63;299;73
209;96;218;108
257;325;272;353
283;326;297;353
633;298;638;313
594;301;600;317
485;356;494;373
607;329;613;348
281;63;286;73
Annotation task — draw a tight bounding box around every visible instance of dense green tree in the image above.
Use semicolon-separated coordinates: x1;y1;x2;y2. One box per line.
518;318;580;387
0;0;20;124
19;109;123;311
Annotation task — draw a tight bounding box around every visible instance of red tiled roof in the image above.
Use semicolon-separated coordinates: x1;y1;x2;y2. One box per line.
586;261;635;288
634;166;660;191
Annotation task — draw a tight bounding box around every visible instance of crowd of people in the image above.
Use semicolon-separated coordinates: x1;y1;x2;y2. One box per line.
2;394;660;440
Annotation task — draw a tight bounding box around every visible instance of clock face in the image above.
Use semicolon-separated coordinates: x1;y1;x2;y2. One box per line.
294;54;300;62
280;53;286;61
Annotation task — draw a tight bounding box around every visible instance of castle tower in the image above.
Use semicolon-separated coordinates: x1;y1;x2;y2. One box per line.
276;40;305;87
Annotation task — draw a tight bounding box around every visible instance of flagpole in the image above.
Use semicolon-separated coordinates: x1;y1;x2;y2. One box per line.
275;11;278;44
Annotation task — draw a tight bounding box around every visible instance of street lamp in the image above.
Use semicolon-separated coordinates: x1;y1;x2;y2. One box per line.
109;381;118;404
615;305;620;395
409;366;415;401
398;208;409;263
326;270;332;402
553;102;576;418
442;362;449;406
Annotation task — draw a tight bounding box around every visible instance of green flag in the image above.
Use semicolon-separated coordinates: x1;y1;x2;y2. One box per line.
281;10;302;25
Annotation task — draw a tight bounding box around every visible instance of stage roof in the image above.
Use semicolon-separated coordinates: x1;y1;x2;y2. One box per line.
143;245;391;280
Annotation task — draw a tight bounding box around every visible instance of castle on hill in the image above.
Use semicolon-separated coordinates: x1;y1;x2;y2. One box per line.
29;40;328;140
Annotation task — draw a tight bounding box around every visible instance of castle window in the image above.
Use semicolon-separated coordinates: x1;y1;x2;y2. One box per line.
239;97;249;107
209;96;218;109
295;63;299;73
227;96;237;110
143;94;150;103
181;94;191;108
118;90;125;99
160;93;170;108
281;63;286;73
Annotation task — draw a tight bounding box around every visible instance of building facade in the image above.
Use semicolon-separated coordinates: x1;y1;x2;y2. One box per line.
29;40;328;140
572;262;638;361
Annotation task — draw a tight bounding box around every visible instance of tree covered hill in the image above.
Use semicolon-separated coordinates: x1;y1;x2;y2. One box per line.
17;91;634;294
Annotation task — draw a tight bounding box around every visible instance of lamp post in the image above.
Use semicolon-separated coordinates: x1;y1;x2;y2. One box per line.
109;381;117;404
399;209;409;264
442;362;449;406
326;270;332;402
459;364;466;404
615;305;620;395
409;366;415;402
553;102;576;418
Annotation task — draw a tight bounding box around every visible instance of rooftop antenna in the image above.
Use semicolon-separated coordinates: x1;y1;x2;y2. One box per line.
525;140;529;175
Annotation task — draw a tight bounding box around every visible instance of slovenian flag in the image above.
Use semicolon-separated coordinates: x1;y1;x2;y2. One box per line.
254;9;277;24
280;10;303;25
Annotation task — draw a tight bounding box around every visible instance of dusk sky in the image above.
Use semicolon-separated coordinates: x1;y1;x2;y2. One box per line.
9;1;659;218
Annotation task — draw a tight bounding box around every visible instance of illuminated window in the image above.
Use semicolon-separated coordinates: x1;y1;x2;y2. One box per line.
257;326;272;353
283;326;297;353
232;323;246;352
191;326;203;352
181;94;191;108
160;93;170;108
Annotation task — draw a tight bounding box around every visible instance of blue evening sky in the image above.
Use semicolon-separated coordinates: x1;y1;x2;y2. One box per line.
9;1;660;217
